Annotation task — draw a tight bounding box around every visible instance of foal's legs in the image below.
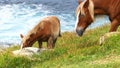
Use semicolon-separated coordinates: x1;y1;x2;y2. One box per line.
38;40;42;48
47;37;53;49
109;19;120;32
52;38;57;48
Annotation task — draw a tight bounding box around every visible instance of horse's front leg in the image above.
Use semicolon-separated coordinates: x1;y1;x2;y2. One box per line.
109;19;120;32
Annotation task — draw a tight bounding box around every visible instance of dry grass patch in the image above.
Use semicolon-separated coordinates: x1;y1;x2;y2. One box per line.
90;55;120;65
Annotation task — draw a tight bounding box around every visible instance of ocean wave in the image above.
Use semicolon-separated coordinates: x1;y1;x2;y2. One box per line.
0;3;76;46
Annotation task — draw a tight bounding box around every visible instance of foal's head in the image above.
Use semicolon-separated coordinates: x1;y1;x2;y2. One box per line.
20;33;34;49
75;0;94;36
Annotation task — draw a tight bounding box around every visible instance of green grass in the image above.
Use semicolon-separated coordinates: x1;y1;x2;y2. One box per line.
0;24;120;68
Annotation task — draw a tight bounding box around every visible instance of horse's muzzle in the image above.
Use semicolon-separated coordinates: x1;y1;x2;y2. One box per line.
76;28;84;36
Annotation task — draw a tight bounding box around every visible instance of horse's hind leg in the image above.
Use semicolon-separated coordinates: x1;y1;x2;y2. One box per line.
109;18;120;32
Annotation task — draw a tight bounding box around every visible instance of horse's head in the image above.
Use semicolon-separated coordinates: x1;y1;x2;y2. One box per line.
75;0;94;36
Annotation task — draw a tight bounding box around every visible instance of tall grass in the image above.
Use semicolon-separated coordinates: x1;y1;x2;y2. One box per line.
0;25;120;68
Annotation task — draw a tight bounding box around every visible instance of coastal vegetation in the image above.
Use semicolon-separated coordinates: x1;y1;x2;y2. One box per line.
0;24;120;68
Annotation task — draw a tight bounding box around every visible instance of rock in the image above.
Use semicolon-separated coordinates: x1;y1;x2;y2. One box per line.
12;47;47;56
99;32;120;45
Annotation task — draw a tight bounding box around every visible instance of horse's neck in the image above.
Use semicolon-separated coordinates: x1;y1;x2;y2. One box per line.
93;0;109;15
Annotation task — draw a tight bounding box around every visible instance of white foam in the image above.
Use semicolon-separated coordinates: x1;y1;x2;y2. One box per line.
0;4;51;45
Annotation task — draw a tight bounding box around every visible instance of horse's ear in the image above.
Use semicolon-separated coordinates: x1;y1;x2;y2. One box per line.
20;34;24;39
78;0;82;4
83;0;89;8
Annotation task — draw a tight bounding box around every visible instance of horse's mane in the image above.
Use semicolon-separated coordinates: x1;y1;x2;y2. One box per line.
76;0;94;20
88;0;94;20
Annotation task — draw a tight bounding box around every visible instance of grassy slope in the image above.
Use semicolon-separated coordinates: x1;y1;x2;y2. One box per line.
0;24;120;68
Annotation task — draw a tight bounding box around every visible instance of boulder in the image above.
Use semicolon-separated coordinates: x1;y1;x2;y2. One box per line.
12;47;46;56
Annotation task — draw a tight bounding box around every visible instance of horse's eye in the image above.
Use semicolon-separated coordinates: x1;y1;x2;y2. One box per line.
79;14;85;17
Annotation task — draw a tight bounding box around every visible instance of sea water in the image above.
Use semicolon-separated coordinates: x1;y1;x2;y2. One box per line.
0;0;110;47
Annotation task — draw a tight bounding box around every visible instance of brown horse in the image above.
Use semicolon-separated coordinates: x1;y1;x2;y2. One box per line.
76;0;120;36
20;16;61;49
